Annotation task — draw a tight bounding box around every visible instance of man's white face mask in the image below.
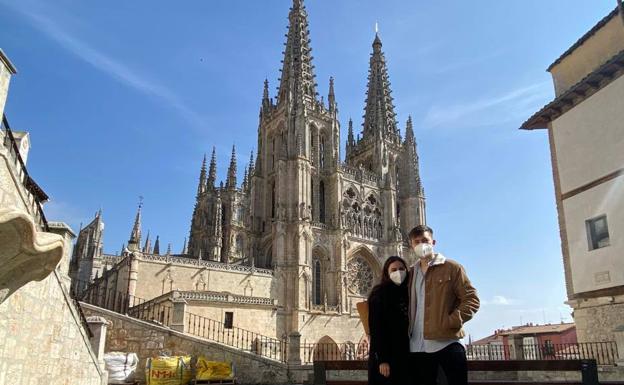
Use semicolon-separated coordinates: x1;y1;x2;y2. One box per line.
389;270;407;285
412;243;434;259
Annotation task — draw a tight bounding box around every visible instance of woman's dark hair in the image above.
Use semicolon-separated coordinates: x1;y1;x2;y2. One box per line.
368;255;408;301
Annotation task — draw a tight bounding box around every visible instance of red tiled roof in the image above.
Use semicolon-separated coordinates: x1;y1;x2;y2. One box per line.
499;323;575;336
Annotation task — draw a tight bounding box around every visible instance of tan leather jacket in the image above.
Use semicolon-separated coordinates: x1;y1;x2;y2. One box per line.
408;254;480;340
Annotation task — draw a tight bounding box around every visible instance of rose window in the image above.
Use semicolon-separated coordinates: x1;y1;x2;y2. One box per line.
347;256;374;295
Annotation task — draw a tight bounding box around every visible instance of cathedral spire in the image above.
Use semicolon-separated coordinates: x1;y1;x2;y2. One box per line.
242;167;249;191
226;145;237;189
182;237;188;254
277;0;317;105
328;76;336;112
405;115;414;144
153;235;160;255
346;118;355;158
127;199;142;252
207;146;217;189
197;153;207;196
143;230;152;254
262;79;271;113
401;116;424;196
362;32;399;142
248;151;255;178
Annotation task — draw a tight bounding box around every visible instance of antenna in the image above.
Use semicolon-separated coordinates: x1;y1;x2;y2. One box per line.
375;22;379;34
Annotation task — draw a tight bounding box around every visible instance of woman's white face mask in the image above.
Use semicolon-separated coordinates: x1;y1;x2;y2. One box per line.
389;270;407;285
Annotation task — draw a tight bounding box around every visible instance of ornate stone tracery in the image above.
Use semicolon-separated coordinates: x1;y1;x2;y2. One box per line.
341;187;383;240
346;256;374;296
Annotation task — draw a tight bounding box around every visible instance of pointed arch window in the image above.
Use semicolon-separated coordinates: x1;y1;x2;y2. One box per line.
271;181;276;218
311;182;315;219
319;181;326;223
272;137;276;170
313;259;322;305
319;136;325;169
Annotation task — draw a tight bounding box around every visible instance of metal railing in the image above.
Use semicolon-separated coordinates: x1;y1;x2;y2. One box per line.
466;342;619;365
186;312;287;362
1;114;49;230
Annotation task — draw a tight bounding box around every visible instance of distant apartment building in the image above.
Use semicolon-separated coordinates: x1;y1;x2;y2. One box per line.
469;323;577;360
521;7;624;342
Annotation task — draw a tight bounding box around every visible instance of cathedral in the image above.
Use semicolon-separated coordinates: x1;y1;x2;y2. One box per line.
71;0;426;349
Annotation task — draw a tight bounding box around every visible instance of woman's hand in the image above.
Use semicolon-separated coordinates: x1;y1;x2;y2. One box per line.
379;363;390;378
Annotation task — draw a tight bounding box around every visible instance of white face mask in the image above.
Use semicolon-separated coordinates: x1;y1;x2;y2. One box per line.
389;270;407;285
412;243;434;259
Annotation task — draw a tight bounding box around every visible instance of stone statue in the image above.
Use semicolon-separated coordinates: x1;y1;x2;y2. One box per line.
393;226;402;242
299;202;306;219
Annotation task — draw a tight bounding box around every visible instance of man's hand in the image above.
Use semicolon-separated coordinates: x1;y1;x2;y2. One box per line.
379;363;390;378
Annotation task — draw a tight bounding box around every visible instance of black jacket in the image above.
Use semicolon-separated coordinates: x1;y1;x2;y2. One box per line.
368;281;410;385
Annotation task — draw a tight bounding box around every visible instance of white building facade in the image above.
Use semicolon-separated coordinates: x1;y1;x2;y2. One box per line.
522;7;624;342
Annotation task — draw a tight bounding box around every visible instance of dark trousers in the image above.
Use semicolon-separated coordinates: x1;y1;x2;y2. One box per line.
408;342;467;385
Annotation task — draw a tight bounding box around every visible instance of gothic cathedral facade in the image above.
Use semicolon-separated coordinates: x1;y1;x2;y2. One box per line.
71;0;426;347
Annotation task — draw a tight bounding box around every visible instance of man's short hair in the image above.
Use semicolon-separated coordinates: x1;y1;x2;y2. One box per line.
408;225;434;241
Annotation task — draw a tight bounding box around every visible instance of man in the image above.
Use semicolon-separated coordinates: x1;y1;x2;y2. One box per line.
407;225;479;385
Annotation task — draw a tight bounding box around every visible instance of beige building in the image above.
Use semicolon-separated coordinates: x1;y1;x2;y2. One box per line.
521;7;624;342
72;0;427;350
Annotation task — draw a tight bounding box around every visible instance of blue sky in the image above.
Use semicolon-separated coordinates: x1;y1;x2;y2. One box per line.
0;0;616;340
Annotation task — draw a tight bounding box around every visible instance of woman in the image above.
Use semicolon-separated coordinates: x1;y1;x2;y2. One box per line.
368;256;410;385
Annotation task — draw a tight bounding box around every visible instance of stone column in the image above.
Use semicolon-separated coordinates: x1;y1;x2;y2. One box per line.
288;332;302;365
613;325;624;366
127;254;139;300
86;316;109;366
170;293;188;333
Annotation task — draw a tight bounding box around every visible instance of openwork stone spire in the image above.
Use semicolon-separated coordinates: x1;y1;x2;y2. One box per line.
277;0;317;104
226;145;237;189
401;116;424;196
207;146;217;189
346;118;355;157
362;32;399;142
197;153;207;196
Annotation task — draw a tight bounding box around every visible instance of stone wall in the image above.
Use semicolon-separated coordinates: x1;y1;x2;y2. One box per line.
81;303;295;385
0;271;105;385
184;301;278;338
572;296;624;342
134;258;273;300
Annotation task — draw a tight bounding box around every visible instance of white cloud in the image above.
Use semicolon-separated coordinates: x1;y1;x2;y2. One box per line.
422;81;552;129
482;295;515;306
2;0;204;128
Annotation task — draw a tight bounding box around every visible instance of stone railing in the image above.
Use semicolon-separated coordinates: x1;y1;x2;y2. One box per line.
311;222;328;230
140;254;273;276
176;290;277;306
339;163;381;184
100;255;122;265
310;303;340;313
